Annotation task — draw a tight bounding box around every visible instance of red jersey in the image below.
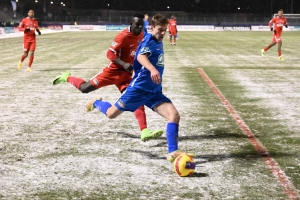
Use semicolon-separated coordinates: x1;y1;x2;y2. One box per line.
108;27;144;69
268;17;288;35
168;19;177;32
18;17;40;42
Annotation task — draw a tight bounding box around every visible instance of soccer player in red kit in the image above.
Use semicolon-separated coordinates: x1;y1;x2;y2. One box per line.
52;13;163;141
261;9;288;60
168;15;177;45
17;9;41;72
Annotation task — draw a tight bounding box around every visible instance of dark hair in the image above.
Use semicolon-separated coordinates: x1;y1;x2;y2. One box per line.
278;9;283;12
151;13;169;27
132;12;144;19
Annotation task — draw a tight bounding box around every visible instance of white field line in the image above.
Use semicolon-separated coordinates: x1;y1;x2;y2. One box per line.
198;68;300;200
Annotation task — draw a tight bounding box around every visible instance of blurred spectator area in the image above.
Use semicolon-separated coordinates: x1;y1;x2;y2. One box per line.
1;0;300;27
42;10;300;26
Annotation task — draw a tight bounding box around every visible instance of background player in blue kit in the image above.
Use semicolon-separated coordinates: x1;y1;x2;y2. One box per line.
143;14;149;35
85;13;193;162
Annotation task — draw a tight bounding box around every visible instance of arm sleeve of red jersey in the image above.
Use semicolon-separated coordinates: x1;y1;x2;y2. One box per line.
18;20;25;31
106;49;118;61
107;34;124;61
108;34;124;53
268;18;274;27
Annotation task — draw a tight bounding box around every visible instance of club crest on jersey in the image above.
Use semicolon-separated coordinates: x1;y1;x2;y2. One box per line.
111;42;118;47
156;53;164;67
117;100;125;108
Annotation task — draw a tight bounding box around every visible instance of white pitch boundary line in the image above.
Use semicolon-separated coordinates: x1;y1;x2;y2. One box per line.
197;68;300;200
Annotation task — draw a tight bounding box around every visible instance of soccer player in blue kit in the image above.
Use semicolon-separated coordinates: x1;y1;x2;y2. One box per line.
85;13;193;162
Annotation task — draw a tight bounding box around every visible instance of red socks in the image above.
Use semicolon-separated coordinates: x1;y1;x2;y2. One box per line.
67;76;86;90
20;55;26;62
134;106;147;131
28;55;34;67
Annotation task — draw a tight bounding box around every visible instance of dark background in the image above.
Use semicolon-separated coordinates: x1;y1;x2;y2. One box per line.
20;0;300;14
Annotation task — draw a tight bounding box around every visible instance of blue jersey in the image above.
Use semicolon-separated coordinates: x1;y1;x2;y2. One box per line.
130;34;164;93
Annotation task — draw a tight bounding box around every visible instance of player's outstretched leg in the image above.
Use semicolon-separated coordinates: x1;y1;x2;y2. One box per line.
141;128;163;142
52;71;71;85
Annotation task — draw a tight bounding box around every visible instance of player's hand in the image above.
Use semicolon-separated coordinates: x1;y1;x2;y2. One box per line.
270;27;273;31
37;31;41;35
123;62;133;73
25;27;30;32
285;25;288;28
150;68;161;84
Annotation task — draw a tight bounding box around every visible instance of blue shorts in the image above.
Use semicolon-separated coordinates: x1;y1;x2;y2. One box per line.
114;86;171;112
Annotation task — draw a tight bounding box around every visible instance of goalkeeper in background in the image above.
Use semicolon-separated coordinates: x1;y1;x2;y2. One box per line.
17;9;41;72
261;9;288;60
52;13;163;142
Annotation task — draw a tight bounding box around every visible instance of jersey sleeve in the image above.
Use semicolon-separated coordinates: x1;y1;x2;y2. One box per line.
138;40;153;57
35;20;40;30
18;19;25;31
268;18;275;27
109;33;125;53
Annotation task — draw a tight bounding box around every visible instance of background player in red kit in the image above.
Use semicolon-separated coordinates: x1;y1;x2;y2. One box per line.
168;15;177;45
261;9;288;60
17;9;41;72
52;13;163;141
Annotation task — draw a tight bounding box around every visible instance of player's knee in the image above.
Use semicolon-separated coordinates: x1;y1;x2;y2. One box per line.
80;88;90;93
106;112;118;119
106;114;116;119
79;82;95;93
169;112;180;123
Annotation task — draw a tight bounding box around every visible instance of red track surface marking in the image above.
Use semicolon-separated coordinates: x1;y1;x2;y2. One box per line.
198;68;300;200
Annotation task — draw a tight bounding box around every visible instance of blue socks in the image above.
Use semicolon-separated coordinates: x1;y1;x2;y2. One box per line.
166;122;179;153
93;100;112;115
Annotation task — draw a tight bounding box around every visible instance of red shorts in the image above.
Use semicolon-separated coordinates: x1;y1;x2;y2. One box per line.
169;30;177;36
23;41;36;51
90;63;132;92
272;34;282;43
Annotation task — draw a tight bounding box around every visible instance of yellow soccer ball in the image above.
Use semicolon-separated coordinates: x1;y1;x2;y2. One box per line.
174;154;196;177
